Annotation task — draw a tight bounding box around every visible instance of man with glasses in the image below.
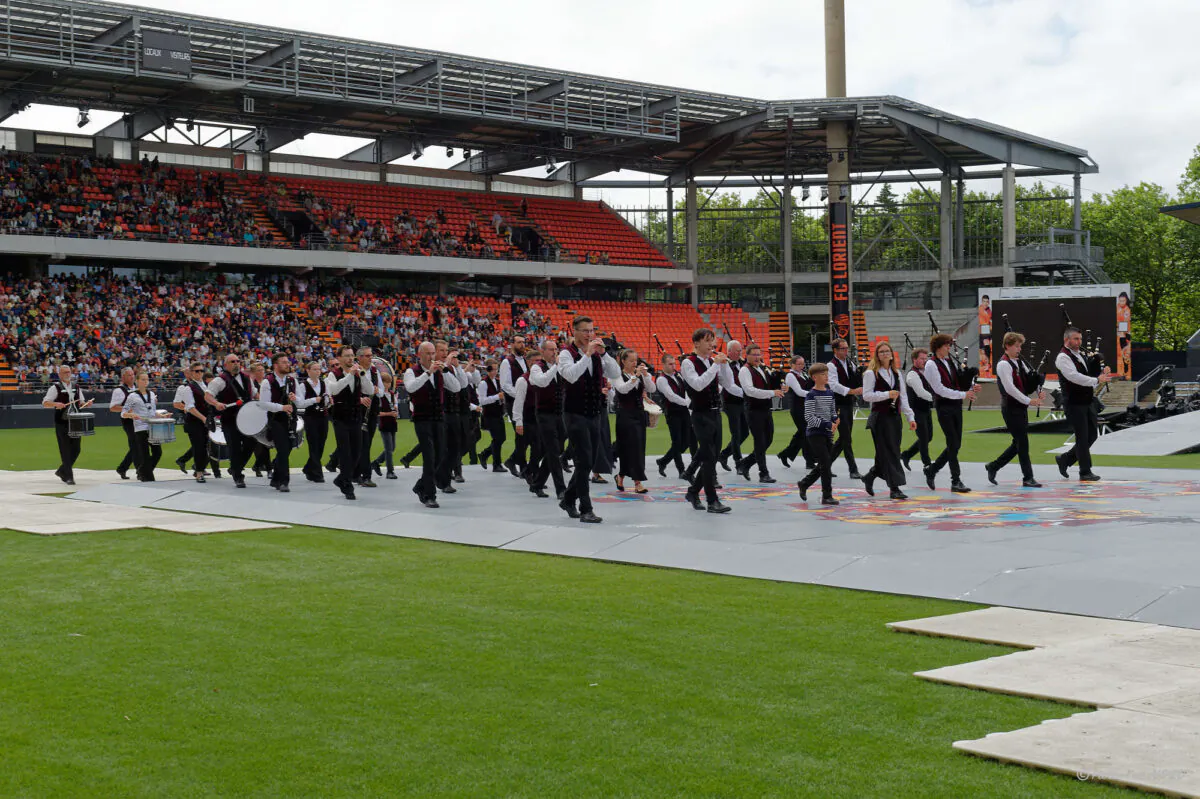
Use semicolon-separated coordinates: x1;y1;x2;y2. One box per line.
173;362;212;482
827;338;864;480
205;353;254;488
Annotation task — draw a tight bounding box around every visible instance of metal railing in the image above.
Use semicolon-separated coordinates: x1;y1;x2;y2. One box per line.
1136;365;1171;403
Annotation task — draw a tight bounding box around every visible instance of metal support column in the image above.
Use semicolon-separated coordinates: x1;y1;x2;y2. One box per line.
666;186;675;262
781;181;794;316
1073;173;1082;246
1001;165;1017;287
955;176;965;267
939;172;953;311
686;179;699;308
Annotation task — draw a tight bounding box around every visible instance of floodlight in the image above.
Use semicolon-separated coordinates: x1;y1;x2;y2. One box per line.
77;108;90;128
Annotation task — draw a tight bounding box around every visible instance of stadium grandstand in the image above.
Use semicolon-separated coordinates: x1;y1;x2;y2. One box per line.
0;0;1098;378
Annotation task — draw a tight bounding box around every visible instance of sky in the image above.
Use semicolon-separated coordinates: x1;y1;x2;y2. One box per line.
9;0;1200;205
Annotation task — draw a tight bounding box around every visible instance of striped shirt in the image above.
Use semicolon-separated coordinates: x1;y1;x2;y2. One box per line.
804;387;837;438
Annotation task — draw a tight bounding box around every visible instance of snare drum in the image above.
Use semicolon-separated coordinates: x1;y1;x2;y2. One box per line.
643;398;663;429
208;424;230;463
147;416;177;445
65;411;96;438
235;401;271;446
289;417;306;449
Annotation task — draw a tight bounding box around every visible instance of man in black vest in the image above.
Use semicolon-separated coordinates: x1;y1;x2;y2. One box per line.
247;362;272;478
827;338;864;480
680;328;735;513
256;353;298;492
778;356;814;471
900;348;936;472
42;364;93;486
923;334;980;493
654;353;694;479
737;344;785;483
557;316;620;523
297;361;329;482
205;353;255;489
109;367;137;479
1054;326;1112;482
476;359;508;472
353;347;382;488
432;340;467;491
404;340;462;508
325;345;369;500
173;362;211;483
987;332;1044;487
525;338;567;499
499;336;530;477
717;340;748;472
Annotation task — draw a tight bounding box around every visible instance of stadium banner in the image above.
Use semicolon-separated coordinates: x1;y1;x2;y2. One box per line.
829;201;850;340
142;32;192;75
979;284;1133;379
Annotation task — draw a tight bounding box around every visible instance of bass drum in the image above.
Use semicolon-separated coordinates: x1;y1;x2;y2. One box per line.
235;401;271;446
208;424;230;463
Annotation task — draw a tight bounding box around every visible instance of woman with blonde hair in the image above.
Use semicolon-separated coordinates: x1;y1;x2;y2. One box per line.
860;341;917;500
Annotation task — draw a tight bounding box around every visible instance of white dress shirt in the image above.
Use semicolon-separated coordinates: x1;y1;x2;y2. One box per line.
499;355;526;398
738;364;776;400
827;357;854;397
905;370;933;403
109;383;134;412
172;382;192;409
511;375;532;427
862;369;915;423
613;371;656;395
529;361;560;388
924;358;968;401
402;365;462;395
254;373;294;413
784;371;809;399
655;373;690;407
44;381;85;406
556;346;620;384
326;368;362;396
679;355;738;394
1055;348;1099;388
123;390;158;433
295;377;324;409
996;358;1031;405
477;379;503;406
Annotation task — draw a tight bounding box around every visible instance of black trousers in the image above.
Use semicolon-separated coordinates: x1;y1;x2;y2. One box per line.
830;401;858;472
532;413;566;494
54;423;81;482
467;413;482;463
445;411;468;477
658;410;693;475
434;417;457;489
220;408;249;479
117;418;136;474
401;441;422;464
505;406;530;470
183;417;209;475
798;434;834;498
900;410;933;468
356;413;378;481
482;414;506;464
615;407;648;482
331;417;361;488
931;404;964;481
303;412;328;479
267;414;293;487
743;408;776;477
865;412;906;490
720;402;748;465
992;404;1033;479
688;409;722;504
563;412;603;513
780;403;814;468
134;430;162;481
1061;402;1099;475
413;418;443;501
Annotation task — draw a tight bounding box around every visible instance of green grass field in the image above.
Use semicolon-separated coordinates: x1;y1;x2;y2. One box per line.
1;413;1169;796
4;408;1197;472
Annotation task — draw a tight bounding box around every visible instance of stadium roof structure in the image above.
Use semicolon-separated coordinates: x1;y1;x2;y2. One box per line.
1161;202;1200;225
0;0;1097;185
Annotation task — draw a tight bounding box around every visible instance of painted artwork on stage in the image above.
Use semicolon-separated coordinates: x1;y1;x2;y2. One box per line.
1116;290;1133;379
977;294;994;379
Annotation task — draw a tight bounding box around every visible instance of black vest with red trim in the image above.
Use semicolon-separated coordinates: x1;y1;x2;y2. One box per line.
933;359;962;409
722;359;745;405
869;369;902;414
685;355;721;412
504;354;527;414
999;355;1026;410
907;369;933;414
329;366;363;422
302;377;327;419
366;366;381;415
408;364;444;422
615;374;645;412
379;393;398;433
443;367;467;415
531;361;561;414
215;369;252;407
187;380;207;414
1059;348;1095;406
52;382;81;424
263;374;295;420
562;344;603;417
661;372;688;416
831;358;860;407
482;377;504;420
744;365;773;411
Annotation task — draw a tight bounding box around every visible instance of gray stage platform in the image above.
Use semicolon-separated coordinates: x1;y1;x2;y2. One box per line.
1051;409;1200;457
69;461;1200;628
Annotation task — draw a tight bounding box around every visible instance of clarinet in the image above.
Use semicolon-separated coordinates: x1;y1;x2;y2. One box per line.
287;375;298;443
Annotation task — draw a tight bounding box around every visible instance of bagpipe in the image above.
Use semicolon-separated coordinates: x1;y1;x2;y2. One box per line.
927;311;978;391
1060;305;1107;377
1001;314;1046;395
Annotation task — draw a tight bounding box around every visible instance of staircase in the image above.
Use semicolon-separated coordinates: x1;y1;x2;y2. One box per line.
768;312;792;368
851;310;870;358
0;355;16;391
863;309;975;353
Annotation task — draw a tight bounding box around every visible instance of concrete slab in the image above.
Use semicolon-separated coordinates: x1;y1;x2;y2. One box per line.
1118;688;1200;720
1133;587;1200;628
954;709;1200;797
886;607;1156;649
150;517;286;534
502;527;641;559
960;571;1176;621
1049;408;1200;457
69;484;182;507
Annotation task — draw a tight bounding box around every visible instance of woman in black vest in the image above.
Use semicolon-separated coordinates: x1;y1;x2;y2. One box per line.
860;342;917;500
372;372;401;479
613;349;656;493
121;370;163;482
475;359;508;472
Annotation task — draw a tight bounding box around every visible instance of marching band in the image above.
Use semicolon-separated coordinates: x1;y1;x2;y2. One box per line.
42;319;1118;519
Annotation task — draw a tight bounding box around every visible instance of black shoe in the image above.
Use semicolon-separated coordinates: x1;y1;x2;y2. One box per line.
64;478;76;486
506;462;521;478
343;490;357;500
707;501;731;514
557;490;566;501
480;452;489;469
212;468;223;479
890;489;908;500
1055;454;1070;479
862;472;875;497
453;474;465;484
657;459;667;478
561;460;573;473
714;481;724;490
736;462;751;480
951;481;971;494
1080;473;1101;482
1022;478;1043;488
718;454;731;472
421;498;440;509
579;511;602;524
360;479;377;488
779;452;793;469
253;467;264;478
614;477;625;492
923;466;936;491
590;475;607;484
276;485;290;493
117;469;129;480
901;453;912;472
372;462;382;476
176;458;188;474
559;498;580;519
797;483;808;501
759;474;776;484
848;471;863;481
401;457;412;470
685;490;704;511
829;472;838;479
194;475;206;484
986;463;999;486
386;471;398;480
821;496;840;506
234;478;246;489
440;485;457;494
491;466;507;474
533;488;549;498
325;460;337;473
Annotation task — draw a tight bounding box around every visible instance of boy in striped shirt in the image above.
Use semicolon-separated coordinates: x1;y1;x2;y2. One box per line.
797;363;840;505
